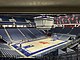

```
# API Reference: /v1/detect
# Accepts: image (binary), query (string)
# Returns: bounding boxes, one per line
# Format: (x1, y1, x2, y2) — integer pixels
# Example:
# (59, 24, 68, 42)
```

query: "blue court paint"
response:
(23, 45, 31, 49)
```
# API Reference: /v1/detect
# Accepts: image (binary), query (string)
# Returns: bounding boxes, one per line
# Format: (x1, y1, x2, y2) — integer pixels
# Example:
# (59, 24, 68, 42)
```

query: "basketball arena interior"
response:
(0, 13, 80, 60)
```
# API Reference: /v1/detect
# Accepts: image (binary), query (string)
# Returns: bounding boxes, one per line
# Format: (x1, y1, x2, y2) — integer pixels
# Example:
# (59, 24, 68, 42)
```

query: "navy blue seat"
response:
(60, 27, 72, 34)
(15, 22, 28, 25)
(39, 30, 46, 35)
(36, 29, 45, 36)
(6, 28, 25, 41)
(0, 22, 13, 25)
(28, 28, 45, 38)
(19, 28, 37, 39)
(0, 44, 11, 49)
(70, 27, 80, 35)
(13, 17, 26, 22)
(0, 28, 11, 42)
(50, 27, 63, 33)
(0, 49, 23, 58)
(0, 16, 10, 21)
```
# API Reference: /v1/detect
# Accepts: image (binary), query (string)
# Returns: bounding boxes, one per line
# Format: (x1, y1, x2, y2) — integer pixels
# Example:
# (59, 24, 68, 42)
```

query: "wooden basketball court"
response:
(11, 37, 71, 57)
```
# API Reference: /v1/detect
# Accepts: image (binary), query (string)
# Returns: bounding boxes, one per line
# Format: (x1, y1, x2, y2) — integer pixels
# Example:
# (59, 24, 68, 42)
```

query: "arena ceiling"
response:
(0, 0, 80, 7)
(0, 0, 79, 12)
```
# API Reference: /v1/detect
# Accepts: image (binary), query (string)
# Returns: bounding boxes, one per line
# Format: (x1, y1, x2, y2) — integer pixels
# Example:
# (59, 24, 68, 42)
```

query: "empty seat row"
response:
(0, 44, 11, 49)
(0, 43, 23, 58)
(28, 28, 45, 38)
(52, 27, 63, 33)
(6, 28, 25, 41)
(19, 28, 45, 39)
(19, 28, 36, 39)
(0, 16, 35, 23)
(50, 27, 71, 34)
(50, 27, 80, 35)
(0, 27, 46, 42)
(0, 16, 26, 22)
(69, 27, 80, 35)
(60, 27, 72, 34)
(0, 49, 23, 58)
(13, 17, 26, 22)
(0, 16, 11, 21)
(0, 28, 11, 42)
